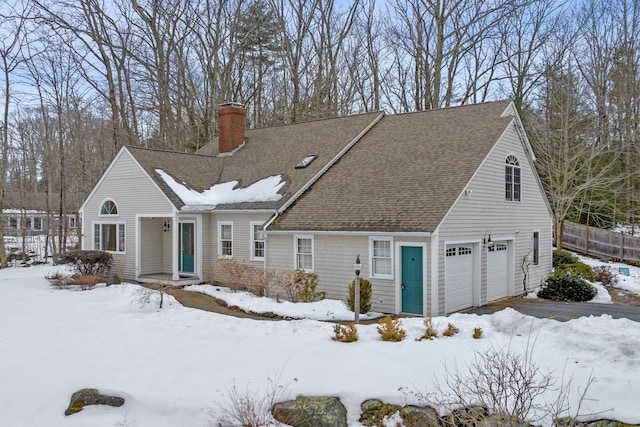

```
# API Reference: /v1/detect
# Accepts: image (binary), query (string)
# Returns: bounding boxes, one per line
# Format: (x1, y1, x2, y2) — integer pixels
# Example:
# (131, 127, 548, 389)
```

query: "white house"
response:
(80, 101, 553, 315)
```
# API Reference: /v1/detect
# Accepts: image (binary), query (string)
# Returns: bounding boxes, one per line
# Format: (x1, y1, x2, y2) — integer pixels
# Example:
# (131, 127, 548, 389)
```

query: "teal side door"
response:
(401, 246, 423, 314)
(178, 222, 195, 274)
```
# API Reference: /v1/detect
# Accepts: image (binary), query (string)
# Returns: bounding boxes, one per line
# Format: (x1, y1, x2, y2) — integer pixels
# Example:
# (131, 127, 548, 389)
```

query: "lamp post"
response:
(353, 254, 362, 324)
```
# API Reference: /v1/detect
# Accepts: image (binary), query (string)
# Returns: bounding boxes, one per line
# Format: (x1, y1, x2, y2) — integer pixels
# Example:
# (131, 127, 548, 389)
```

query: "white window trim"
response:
(99, 198, 119, 217)
(31, 216, 43, 231)
(68, 216, 77, 229)
(218, 221, 233, 258)
(250, 221, 265, 261)
(294, 235, 314, 272)
(369, 236, 393, 279)
(505, 154, 521, 202)
(533, 230, 540, 266)
(92, 221, 126, 253)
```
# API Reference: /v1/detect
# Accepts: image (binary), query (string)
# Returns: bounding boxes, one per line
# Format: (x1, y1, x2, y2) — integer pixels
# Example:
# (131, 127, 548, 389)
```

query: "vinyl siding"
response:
(140, 218, 163, 274)
(266, 233, 430, 314)
(437, 123, 553, 314)
(81, 149, 175, 279)
(205, 212, 272, 282)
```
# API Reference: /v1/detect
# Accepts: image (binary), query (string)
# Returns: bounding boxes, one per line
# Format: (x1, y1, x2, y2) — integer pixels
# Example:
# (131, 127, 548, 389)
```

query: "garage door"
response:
(487, 243, 508, 302)
(445, 245, 474, 312)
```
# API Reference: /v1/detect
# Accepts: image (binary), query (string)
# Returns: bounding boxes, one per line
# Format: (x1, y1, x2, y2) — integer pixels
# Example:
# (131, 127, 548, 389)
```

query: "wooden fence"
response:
(562, 221, 640, 265)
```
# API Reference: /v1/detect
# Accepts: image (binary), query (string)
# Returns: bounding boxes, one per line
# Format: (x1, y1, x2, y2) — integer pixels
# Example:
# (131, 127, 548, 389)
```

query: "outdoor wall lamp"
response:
(483, 234, 494, 248)
(163, 219, 171, 232)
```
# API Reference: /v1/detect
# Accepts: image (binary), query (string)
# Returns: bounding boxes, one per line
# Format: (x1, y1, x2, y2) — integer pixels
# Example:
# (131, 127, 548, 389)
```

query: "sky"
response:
(0, 252, 639, 426)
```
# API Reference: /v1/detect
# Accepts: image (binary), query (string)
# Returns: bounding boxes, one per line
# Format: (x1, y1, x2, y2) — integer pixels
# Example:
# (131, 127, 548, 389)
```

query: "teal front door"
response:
(178, 222, 195, 274)
(401, 246, 423, 314)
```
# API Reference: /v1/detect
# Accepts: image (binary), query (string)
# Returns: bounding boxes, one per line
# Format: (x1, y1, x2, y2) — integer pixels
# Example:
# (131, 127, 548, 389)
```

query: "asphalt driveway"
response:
(462, 298, 640, 322)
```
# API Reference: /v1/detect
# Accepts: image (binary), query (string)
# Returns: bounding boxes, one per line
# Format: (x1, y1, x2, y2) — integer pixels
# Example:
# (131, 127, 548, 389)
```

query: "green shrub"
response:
(377, 316, 406, 342)
(332, 323, 358, 343)
(554, 261, 595, 282)
(347, 278, 372, 314)
(538, 273, 597, 302)
(593, 265, 618, 287)
(553, 249, 578, 268)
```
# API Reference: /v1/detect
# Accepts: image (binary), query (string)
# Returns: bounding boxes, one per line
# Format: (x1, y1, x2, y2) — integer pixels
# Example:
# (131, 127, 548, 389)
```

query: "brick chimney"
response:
(218, 102, 246, 154)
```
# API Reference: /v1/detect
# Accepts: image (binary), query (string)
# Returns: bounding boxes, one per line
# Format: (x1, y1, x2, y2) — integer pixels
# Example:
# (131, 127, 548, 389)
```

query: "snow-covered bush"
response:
(538, 273, 597, 302)
(332, 323, 358, 343)
(377, 316, 406, 342)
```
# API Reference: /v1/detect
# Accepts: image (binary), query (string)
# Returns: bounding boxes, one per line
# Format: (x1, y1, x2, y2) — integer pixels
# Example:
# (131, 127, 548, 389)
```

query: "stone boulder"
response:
(359, 399, 441, 426)
(272, 395, 347, 427)
(64, 388, 125, 416)
(400, 404, 441, 426)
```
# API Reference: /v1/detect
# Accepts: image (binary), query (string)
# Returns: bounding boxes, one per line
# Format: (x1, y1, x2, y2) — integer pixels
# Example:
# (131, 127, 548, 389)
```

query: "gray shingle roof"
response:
(270, 100, 514, 232)
(127, 112, 383, 210)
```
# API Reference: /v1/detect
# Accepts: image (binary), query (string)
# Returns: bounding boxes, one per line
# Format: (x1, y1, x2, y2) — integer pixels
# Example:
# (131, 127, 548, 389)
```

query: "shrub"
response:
(69, 274, 103, 290)
(244, 268, 277, 297)
(347, 278, 372, 314)
(292, 270, 325, 302)
(332, 323, 358, 343)
(538, 273, 597, 302)
(442, 323, 459, 337)
(554, 262, 595, 282)
(417, 317, 438, 341)
(593, 265, 618, 287)
(59, 250, 113, 276)
(473, 327, 483, 339)
(211, 258, 249, 291)
(275, 270, 324, 303)
(46, 271, 71, 289)
(553, 249, 578, 268)
(377, 316, 406, 342)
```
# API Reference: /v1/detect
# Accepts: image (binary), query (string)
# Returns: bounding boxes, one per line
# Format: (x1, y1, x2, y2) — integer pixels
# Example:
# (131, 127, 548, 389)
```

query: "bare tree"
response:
(0, 1, 32, 268)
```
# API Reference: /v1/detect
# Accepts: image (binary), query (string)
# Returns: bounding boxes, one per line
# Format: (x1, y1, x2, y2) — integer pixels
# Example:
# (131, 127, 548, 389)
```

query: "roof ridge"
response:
(126, 145, 217, 158)
(247, 110, 383, 131)
(385, 99, 512, 118)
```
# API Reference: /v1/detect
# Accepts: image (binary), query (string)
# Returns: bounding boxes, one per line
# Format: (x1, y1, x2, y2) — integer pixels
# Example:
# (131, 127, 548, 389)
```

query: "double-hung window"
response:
(94, 199, 125, 252)
(505, 155, 521, 202)
(94, 223, 126, 252)
(295, 236, 313, 271)
(218, 222, 233, 258)
(251, 222, 265, 260)
(370, 237, 393, 278)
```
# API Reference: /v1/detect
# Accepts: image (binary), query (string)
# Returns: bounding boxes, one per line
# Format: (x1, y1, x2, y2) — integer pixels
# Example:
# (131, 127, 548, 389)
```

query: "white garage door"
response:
(487, 243, 508, 302)
(445, 245, 474, 312)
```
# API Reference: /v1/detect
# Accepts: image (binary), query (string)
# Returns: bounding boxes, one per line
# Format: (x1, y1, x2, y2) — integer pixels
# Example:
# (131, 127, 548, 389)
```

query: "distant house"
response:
(80, 101, 553, 316)
(2, 192, 78, 237)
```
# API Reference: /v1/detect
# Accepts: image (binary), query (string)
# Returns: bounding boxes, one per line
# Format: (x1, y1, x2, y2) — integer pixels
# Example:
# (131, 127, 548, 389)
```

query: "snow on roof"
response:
(156, 169, 285, 209)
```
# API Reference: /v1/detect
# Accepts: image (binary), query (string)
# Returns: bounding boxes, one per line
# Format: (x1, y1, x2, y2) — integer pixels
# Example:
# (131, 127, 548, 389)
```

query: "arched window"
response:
(100, 199, 118, 215)
(505, 155, 521, 201)
(95, 199, 125, 252)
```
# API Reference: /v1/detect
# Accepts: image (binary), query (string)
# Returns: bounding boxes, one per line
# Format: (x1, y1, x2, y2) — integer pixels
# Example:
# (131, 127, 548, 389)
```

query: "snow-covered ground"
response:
(1, 261, 639, 427)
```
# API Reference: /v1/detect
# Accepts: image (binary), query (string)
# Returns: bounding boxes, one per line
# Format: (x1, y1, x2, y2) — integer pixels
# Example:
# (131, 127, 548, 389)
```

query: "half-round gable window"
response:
(505, 155, 521, 202)
(100, 199, 119, 215)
